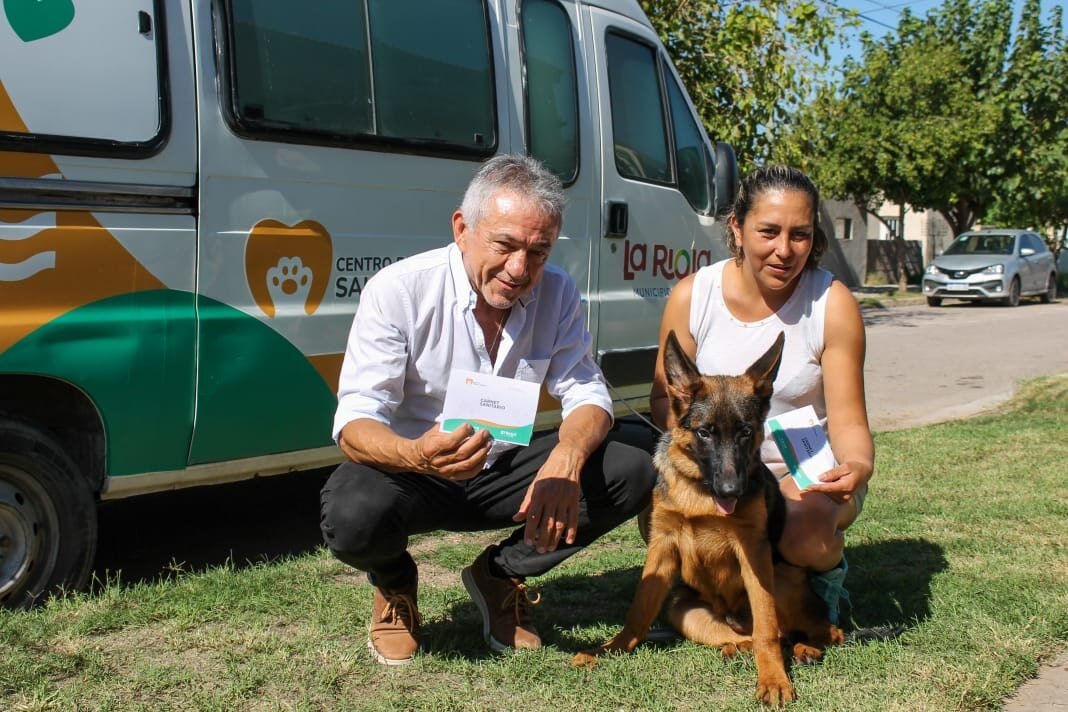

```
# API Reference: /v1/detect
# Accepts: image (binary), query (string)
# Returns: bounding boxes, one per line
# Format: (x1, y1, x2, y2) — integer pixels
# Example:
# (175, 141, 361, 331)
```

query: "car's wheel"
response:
(926, 296, 942, 307)
(1040, 273, 1057, 303)
(1002, 277, 1021, 307)
(0, 419, 97, 609)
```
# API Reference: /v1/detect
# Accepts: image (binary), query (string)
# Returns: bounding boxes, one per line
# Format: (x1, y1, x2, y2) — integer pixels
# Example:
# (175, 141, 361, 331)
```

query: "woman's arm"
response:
(650, 274, 698, 430)
(806, 280, 875, 502)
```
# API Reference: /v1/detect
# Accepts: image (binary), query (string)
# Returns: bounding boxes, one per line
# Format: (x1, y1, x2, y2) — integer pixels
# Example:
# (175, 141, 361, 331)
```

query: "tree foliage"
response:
(987, 1, 1068, 255)
(795, 0, 1066, 244)
(639, 0, 851, 173)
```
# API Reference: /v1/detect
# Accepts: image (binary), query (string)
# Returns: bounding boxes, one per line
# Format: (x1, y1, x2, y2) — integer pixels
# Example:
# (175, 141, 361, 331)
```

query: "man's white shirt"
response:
(333, 244, 613, 464)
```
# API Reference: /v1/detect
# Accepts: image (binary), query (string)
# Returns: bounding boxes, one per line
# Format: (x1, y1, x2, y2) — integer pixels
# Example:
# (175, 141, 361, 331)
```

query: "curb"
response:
(852, 291, 927, 309)
(1004, 649, 1068, 711)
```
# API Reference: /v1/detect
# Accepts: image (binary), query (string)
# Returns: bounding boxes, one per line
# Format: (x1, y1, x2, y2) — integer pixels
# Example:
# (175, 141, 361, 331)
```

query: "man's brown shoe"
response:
(462, 545, 542, 652)
(368, 583, 421, 666)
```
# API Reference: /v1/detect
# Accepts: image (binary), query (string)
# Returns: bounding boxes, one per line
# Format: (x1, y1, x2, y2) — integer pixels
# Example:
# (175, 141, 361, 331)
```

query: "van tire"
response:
(926, 297, 942, 307)
(0, 419, 97, 609)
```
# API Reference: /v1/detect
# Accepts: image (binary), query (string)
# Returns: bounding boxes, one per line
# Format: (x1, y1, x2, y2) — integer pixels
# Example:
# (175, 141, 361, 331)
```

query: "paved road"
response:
(861, 299, 1068, 432)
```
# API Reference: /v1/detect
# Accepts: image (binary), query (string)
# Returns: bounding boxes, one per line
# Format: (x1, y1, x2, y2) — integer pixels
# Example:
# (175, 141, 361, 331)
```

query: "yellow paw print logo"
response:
(245, 219, 332, 318)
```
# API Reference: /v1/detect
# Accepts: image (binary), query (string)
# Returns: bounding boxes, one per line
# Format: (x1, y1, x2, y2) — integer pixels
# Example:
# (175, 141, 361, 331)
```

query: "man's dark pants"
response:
(319, 427, 657, 590)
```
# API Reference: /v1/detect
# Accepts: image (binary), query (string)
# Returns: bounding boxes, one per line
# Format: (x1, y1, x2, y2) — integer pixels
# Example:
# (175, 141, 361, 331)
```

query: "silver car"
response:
(922, 229, 1058, 307)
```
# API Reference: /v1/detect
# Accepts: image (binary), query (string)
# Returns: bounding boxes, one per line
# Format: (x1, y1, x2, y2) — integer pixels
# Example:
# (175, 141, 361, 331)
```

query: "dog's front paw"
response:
(571, 647, 606, 668)
(720, 640, 753, 658)
(756, 674, 796, 706)
(829, 624, 845, 645)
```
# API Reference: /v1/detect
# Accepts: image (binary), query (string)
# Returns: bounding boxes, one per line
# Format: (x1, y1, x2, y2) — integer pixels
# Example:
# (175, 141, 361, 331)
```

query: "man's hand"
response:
(338, 419, 491, 479)
(411, 424, 492, 481)
(513, 445, 583, 553)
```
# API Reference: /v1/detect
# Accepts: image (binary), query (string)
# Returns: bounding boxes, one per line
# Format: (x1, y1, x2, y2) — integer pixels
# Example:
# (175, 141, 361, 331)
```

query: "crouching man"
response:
(320, 154, 656, 665)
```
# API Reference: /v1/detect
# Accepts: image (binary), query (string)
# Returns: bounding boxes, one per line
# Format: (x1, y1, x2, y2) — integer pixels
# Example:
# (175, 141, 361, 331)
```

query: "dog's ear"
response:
(663, 330, 702, 415)
(745, 331, 785, 399)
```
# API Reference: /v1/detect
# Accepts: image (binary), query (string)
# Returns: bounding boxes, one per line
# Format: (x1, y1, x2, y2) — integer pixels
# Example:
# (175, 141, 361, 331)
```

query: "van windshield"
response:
(944, 234, 1015, 256)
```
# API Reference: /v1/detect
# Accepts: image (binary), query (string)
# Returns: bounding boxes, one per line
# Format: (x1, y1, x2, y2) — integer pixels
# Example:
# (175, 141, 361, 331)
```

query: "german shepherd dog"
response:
(573, 331, 843, 706)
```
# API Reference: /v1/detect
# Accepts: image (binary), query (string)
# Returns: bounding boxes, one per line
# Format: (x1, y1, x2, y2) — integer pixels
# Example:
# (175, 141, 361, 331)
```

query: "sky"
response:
(828, 0, 1060, 67)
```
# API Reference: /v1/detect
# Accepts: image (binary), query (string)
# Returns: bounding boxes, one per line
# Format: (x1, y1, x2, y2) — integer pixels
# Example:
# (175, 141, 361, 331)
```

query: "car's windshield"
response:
(944, 233, 1015, 256)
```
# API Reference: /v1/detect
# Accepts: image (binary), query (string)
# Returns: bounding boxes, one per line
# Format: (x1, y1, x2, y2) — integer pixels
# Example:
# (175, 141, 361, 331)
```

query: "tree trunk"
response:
(895, 203, 908, 292)
(940, 201, 976, 238)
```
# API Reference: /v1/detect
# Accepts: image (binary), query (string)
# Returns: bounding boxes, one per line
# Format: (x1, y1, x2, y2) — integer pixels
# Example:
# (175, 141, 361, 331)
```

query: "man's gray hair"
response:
(459, 154, 566, 230)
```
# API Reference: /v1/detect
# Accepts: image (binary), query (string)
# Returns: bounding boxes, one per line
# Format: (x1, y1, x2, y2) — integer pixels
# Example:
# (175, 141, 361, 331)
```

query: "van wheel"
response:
(1002, 277, 1021, 307)
(0, 419, 97, 609)
(1040, 274, 1057, 303)
(926, 297, 942, 307)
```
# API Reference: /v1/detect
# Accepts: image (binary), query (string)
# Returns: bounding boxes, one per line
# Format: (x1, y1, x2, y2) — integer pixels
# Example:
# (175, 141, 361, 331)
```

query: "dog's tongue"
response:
(715, 496, 737, 515)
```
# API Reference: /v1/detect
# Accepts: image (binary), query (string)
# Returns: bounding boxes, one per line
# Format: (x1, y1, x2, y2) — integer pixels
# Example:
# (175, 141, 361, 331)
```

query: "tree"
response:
(805, 0, 1017, 234)
(786, 0, 1068, 287)
(785, 9, 989, 287)
(639, 0, 852, 173)
(986, 2, 1068, 258)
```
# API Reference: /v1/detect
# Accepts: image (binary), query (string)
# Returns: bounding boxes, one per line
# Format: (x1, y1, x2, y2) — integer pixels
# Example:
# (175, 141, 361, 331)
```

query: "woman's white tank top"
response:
(689, 259, 833, 477)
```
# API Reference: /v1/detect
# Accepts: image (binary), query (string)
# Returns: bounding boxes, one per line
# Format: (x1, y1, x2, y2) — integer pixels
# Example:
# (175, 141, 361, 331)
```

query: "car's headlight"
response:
(983, 264, 1005, 274)
(925, 264, 939, 274)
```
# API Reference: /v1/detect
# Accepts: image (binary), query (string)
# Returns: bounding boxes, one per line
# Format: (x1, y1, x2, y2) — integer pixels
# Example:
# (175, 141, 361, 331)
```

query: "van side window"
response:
(665, 72, 711, 214)
(221, 0, 496, 156)
(605, 32, 670, 184)
(0, 2, 167, 158)
(521, 0, 579, 184)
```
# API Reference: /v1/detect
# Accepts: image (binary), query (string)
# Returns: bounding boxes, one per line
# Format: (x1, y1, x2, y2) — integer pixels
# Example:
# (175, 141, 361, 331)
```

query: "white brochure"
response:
(764, 405, 837, 490)
(440, 369, 540, 446)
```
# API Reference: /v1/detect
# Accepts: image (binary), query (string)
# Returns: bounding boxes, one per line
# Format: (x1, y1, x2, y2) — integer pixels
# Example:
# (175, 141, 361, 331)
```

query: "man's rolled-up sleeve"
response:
(332, 276, 411, 441)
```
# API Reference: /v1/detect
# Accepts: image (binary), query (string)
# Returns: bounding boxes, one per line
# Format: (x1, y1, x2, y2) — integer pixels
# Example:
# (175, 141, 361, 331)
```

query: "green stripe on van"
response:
(187, 296, 336, 464)
(0, 289, 196, 475)
(0, 290, 337, 476)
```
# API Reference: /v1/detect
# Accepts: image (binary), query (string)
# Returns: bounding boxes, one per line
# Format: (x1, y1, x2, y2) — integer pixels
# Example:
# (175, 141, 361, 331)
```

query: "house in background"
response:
(819, 199, 954, 287)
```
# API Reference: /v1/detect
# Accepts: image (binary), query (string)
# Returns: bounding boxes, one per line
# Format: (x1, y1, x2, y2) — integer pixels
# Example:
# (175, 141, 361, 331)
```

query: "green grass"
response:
(3, 375, 1068, 711)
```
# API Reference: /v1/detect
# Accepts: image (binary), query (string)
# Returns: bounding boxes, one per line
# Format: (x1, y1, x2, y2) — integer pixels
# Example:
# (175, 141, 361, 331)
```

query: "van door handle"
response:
(605, 201, 628, 238)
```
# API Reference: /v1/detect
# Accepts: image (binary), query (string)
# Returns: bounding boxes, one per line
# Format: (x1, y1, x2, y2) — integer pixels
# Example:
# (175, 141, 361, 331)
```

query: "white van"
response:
(0, 0, 736, 606)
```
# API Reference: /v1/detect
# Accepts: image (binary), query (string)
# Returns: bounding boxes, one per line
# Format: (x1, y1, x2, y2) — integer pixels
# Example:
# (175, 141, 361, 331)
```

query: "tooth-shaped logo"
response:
(245, 219, 332, 318)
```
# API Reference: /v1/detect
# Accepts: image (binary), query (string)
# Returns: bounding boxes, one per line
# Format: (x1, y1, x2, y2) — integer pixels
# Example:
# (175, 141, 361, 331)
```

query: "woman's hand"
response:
(805, 459, 872, 504)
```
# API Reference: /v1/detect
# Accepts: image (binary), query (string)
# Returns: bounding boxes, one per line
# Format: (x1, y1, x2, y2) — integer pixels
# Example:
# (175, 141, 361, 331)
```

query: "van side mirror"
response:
(1020, 247, 1036, 257)
(712, 141, 738, 216)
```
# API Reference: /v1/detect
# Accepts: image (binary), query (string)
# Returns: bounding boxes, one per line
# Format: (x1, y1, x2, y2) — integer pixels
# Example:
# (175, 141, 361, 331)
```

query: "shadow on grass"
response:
(428, 536, 947, 659)
(91, 467, 332, 590)
(425, 566, 647, 660)
(846, 537, 948, 632)
(543, 537, 947, 646)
